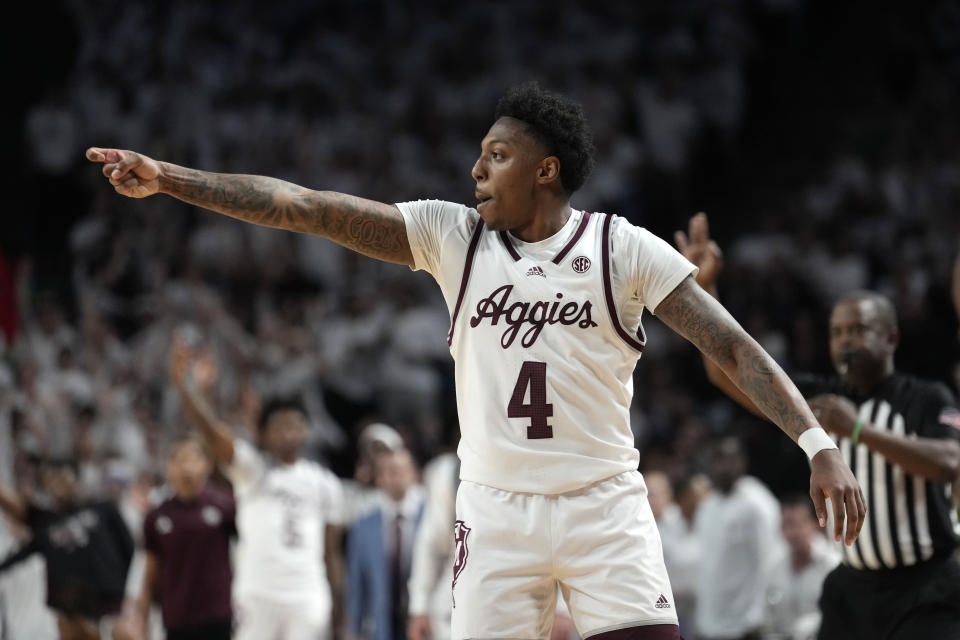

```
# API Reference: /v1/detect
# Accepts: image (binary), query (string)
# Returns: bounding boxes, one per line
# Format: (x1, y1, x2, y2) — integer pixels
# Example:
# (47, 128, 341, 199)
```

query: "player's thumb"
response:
(811, 487, 827, 528)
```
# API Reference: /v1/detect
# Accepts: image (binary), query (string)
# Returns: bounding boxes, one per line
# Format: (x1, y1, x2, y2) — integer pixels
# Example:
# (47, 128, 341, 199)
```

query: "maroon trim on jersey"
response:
(497, 212, 593, 265)
(601, 213, 645, 352)
(587, 624, 682, 639)
(448, 220, 486, 346)
(498, 231, 522, 262)
(552, 211, 592, 264)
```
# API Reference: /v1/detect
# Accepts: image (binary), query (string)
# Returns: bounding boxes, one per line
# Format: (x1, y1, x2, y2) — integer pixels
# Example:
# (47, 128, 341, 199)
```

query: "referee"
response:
(676, 213, 960, 640)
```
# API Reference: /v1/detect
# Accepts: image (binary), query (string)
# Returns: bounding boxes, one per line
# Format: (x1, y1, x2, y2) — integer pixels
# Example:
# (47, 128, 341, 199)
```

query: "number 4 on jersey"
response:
(509, 361, 554, 439)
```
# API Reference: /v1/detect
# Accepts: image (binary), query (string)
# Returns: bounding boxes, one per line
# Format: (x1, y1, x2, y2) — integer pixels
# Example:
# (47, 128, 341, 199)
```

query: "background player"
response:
(171, 340, 344, 640)
(678, 212, 960, 639)
(135, 434, 235, 640)
(87, 82, 863, 639)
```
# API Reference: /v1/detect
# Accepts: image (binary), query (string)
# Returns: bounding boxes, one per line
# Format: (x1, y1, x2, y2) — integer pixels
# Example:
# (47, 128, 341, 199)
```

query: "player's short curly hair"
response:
(494, 81, 596, 195)
(258, 396, 308, 433)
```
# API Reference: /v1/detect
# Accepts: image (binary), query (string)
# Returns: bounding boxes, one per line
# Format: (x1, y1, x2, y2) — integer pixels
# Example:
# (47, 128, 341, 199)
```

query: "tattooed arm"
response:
(656, 276, 866, 545)
(85, 147, 414, 266)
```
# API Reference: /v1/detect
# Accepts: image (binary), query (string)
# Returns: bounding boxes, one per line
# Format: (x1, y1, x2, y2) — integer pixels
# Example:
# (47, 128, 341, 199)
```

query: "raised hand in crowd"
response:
(674, 211, 723, 295)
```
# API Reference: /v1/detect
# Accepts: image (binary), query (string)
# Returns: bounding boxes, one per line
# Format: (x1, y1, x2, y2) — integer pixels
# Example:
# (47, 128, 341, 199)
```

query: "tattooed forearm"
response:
(158, 163, 413, 265)
(656, 277, 815, 441)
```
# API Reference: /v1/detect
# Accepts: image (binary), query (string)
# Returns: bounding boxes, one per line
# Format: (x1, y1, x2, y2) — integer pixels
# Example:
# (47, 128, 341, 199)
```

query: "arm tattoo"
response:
(656, 277, 814, 441)
(158, 163, 413, 265)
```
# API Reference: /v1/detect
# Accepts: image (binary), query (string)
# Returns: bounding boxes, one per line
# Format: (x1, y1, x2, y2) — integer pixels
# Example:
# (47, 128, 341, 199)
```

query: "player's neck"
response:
(506, 187, 572, 243)
(510, 200, 572, 243)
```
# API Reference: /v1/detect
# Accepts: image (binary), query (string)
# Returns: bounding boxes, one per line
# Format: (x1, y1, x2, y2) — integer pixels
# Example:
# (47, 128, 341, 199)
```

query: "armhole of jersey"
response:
(601, 213, 646, 352)
(447, 220, 486, 346)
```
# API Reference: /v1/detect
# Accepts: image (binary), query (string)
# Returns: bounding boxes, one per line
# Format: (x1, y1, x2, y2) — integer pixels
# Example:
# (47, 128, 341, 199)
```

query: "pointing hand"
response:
(85, 147, 162, 198)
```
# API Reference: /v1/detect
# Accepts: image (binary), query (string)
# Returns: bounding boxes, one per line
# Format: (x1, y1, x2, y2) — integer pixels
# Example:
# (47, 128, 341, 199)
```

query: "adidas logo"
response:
(655, 594, 670, 609)
(525, 266, 546, 278)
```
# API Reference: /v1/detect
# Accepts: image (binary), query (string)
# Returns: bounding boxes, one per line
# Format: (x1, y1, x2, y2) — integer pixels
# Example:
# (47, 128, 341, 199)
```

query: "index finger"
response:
(86, 147, 125, 164)
(674, 230, 689, 253)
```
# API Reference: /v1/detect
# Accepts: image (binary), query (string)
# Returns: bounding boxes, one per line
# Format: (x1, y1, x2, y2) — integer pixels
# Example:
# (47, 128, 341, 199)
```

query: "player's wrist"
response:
(798, 427, 837, 460)
(156, 160, 174, 193)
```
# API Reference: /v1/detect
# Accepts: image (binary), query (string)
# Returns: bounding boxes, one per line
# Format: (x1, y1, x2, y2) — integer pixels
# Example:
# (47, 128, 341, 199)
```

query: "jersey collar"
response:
(498, 210, 592, 264)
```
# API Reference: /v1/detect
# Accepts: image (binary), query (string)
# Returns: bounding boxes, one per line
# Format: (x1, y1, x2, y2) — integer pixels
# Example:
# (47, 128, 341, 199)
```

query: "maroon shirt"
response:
(144, 486, 236, 630)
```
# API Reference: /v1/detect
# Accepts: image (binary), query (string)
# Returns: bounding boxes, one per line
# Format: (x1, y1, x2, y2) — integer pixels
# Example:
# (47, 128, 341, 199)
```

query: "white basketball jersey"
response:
(226, 439, 343, 601)
(399, 201, 695, 494)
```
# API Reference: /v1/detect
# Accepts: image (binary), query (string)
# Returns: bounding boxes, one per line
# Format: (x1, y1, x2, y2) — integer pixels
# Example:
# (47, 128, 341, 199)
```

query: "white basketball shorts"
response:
(234, 591, 331, 640)
(451, 470, 678, 639)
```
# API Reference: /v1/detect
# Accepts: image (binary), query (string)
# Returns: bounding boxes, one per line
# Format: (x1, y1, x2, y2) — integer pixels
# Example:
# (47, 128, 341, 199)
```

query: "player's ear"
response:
(537, 156, 561, 185)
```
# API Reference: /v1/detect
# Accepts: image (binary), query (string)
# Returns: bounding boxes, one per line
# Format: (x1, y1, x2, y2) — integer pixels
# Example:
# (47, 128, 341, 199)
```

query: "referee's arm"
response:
(809, 394, 960, 483)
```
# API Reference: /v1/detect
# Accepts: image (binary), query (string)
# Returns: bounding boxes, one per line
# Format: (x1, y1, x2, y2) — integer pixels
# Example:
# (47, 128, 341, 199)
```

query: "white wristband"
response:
(798, 427, 838, 460)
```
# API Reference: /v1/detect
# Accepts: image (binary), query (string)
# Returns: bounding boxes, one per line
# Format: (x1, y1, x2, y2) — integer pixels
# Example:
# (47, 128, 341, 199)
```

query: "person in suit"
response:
(347, 447, 425, 640)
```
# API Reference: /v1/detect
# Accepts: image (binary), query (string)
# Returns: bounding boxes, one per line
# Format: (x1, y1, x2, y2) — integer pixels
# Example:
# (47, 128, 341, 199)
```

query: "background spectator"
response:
(346, 448, 424, 640)
(694, 437, 782, 640)
(766, 494, 840, 640)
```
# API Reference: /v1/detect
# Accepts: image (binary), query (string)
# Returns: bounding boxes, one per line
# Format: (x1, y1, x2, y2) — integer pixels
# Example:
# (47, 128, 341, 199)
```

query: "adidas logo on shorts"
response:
(654, 594, 671, 609)
(525, 266, 546, 278)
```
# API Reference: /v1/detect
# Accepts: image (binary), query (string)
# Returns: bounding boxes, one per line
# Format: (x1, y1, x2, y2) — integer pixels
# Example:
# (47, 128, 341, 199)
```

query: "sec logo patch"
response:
(572, 256, 591, 273)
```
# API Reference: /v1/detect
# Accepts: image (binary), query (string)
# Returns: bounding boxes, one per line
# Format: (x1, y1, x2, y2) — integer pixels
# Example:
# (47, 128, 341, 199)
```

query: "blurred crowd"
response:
(2, 0, 960, 638)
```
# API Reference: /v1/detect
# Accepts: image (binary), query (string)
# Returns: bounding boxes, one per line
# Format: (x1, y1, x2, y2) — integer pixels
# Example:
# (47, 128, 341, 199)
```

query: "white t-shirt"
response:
(225, 439, 343, 601)
(766, 534, 839, 639)
(694, 478, 782, 637)
(398, 201, 695, 493)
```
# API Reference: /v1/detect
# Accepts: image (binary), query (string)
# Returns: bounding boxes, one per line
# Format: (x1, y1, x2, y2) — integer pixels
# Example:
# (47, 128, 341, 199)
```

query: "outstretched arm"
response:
(171, 340, 235, 466)
(655, 276, 866, 545)
(86, 148, 414, 266)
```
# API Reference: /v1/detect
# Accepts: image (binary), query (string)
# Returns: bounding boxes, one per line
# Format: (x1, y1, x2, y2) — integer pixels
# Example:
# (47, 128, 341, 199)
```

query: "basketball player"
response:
(170, 341, 344, 640)
(677, 213, 960, 639)
(87, 82, 864, 640)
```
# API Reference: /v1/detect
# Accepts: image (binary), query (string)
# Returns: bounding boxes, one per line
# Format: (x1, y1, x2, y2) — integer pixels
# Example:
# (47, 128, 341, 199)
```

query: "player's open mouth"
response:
(475, 192, 492, 210)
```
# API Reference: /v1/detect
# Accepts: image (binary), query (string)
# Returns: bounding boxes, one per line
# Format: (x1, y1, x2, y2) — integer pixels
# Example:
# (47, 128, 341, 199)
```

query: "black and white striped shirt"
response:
(796, 372, 960, 570)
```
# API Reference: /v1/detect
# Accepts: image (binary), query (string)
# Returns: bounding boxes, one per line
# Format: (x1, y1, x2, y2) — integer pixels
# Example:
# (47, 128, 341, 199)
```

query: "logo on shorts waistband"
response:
(655, 594, 671, 609)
